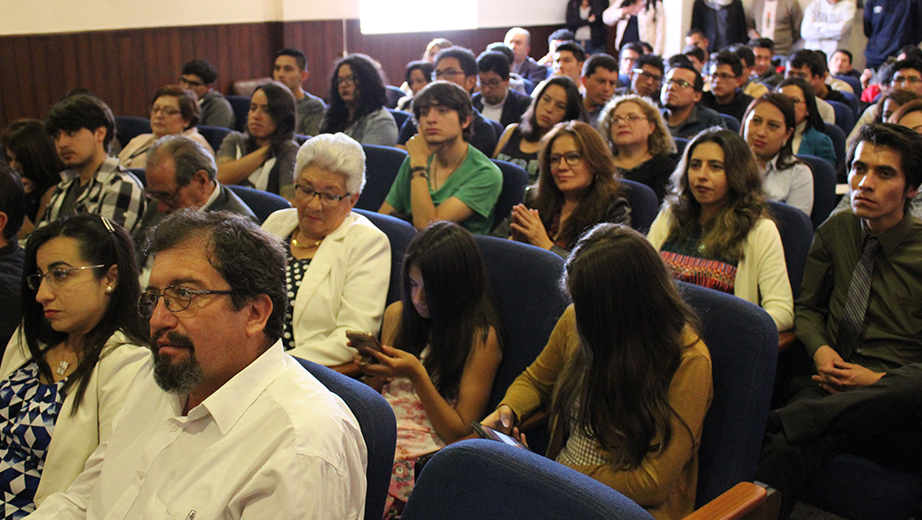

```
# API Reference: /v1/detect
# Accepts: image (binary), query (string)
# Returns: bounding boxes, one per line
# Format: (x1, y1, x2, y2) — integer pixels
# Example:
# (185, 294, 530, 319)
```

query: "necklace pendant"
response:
(56, 360, 70, 376)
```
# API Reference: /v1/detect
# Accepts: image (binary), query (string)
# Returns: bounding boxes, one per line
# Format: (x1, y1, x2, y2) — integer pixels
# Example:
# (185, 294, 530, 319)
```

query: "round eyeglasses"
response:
(137, 285, 234, 318)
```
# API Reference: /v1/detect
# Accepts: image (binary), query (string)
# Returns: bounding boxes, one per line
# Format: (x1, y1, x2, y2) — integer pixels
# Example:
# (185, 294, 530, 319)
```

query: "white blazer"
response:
(0, 329, 151, 506)
(262, 208, 391, 365)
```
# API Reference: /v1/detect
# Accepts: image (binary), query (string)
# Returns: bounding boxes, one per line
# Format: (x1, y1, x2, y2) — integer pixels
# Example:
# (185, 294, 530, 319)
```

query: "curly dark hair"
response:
(321, 54, 388, 135)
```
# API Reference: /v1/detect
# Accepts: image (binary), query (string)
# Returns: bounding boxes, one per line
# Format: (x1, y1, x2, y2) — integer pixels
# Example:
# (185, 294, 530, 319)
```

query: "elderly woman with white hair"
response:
(262, 133, 391, 374)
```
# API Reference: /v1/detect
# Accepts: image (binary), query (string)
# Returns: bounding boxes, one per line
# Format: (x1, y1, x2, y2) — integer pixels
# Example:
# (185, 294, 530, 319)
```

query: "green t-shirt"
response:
(384, 144, 503, 235)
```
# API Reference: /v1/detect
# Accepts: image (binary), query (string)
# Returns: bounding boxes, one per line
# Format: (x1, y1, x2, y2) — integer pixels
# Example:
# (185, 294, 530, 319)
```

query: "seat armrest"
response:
(685, 482, 780, 520)
(778, 330, 797, 352)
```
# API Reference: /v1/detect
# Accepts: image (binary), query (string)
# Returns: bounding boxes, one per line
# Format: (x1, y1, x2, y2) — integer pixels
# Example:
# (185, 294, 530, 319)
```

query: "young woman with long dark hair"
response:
(320, 54, 398, 146)
(1, 214, 149, 515)
(357, 222, 502, 516)
(486, 223, 711, 519)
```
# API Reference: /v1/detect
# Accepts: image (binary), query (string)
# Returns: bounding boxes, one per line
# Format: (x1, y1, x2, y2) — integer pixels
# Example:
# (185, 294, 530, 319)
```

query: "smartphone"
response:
(346, 330, 382, 357)
(471, 422, 529, 450)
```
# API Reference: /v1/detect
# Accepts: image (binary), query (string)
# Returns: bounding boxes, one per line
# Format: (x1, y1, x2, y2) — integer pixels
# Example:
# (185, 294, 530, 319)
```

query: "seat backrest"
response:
(490, 159, 529, 230)
(387, 108, 411, 130)
(766, 201, 813, 299)
(839, 90, 859, 115)
(487, 118, 505, 142)
(795, 154, 837, 229)
(674, 137, 690, 157)
(402, 439, 654, 520)
(356, 144, 408, 212)
(473, 236, 568, 454)
(196, 124, 232, 153)
(385, 86, 405, 109)
(821, 124, 847, 175)
(522, 77, 536, 95)
(827, 100, 855, 135)
(232, 77, 271, 97)
(226, 185, 291, 224)
(353, 209, 416, 306)
(619, 178, 659, 234)
(115, 116, 152, 148)
(225, 95, 251, 132)
(721, 113, 741, 133)
(677, 282, 778, 507)
(834, 74, 861, 95)
(294, 357, 397, 520)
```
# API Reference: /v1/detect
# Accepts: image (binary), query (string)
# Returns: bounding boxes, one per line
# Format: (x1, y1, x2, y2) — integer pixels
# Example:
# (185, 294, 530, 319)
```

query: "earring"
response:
(106, 286, 113, 293)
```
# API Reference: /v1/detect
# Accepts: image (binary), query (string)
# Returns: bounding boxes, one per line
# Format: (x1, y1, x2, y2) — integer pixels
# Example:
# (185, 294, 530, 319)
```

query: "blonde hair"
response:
(598, 95, 676, 158)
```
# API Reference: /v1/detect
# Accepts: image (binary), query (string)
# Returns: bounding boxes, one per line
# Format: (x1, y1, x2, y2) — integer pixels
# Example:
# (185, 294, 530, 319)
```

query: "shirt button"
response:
(171, 424, 178, 432)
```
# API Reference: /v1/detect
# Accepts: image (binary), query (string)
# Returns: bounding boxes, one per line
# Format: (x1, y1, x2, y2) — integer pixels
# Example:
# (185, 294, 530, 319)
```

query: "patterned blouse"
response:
(283, 237, 312, 351)
(660, 233, 739, 295)
(0, 362, 67, 519)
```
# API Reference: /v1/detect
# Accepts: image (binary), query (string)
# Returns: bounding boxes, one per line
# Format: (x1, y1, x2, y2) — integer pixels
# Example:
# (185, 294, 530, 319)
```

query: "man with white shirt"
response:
(27, 210, 367, 520)
(801, 0, 857, 59)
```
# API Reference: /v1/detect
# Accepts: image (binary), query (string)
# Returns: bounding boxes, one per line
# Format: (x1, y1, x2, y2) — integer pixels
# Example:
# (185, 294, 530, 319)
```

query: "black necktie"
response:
(835, 236, 881, 360)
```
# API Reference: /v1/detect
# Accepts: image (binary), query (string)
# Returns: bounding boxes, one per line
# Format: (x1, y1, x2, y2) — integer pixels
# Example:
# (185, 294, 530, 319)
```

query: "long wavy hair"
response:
(18, 214, 148, 414)
(664, 128, 766, 263)
(321, 54, 388, 135)
(533, 121, 623, 249)
(598, 95, 677, 157)
(742, 93, 798, 170)
(520, 76, 587, 142)
(875, 89, 922, 124)
(391, 222, 503, 400)
(551, 223, 699, 469)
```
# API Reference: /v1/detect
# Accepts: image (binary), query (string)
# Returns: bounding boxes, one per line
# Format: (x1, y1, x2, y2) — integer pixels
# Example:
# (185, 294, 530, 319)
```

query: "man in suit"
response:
(135, 135, 256, 275)
(473, 51, 531, 128)
(504, 27, 549, 84)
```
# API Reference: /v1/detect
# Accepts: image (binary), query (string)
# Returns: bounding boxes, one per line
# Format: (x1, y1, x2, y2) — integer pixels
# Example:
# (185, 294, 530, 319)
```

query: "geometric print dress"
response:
(0, 362, 66, 519)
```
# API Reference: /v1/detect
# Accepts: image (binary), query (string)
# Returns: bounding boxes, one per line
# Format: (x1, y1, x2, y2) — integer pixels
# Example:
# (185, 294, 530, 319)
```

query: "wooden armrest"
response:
(778, 330, 797, 352)
(329, 361, 362, 378)
(684, 482, 780, 520)
(519, 410, 549, 433)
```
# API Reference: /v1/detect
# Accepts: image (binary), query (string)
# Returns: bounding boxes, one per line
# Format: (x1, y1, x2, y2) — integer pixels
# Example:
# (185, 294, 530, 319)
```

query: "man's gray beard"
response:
(152, 348, 203, 395)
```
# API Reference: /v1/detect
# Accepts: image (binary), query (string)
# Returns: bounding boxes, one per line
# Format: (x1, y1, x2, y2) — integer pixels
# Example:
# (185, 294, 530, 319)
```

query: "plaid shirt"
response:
(41, 157, 146, 234)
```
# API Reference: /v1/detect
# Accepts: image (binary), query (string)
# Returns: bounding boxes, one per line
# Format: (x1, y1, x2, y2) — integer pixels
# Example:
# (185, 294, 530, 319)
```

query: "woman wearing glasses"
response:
(262, 134, 390, 374)
(319, 54, 399, 146)
(118, 86, 214, 169)
(600, 95, 677, 203)
(216, 81, 299, 200)
(0, 214, 149, 516)
(501, 121, 630, 258)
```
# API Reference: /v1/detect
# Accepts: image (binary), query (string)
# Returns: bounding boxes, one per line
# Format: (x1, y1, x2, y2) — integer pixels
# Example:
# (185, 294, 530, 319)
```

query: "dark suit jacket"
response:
(133, 182, 257, 266)
(472, 89, 533, 128)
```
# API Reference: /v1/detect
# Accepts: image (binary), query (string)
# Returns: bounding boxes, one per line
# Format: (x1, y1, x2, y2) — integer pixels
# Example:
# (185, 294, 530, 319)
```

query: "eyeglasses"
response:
(479, 78, 504, 89)
(549, 152, 583, 167)
(27, 264, 105, 291)
(710, 72, 737, 81)
(144, 186, 182, 204)
(666, 78, 693, 89)
(433, 69, 463, 81)
(137, 285, 234, 318)
(179, 76, 204, 88)
(610, 114, 649, 125)
(632, 68, 662, 82)
(334, 75, 356, 86)
(295, 184, 350, 206)
(891, 75, 922, 86)
(151, 105, 182, 116)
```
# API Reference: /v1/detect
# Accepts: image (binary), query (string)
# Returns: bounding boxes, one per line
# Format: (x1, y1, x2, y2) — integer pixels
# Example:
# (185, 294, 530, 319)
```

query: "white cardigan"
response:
(648, 208, 794, 331)
(0, 330, 150, 506)
(262, 208, 391, 365)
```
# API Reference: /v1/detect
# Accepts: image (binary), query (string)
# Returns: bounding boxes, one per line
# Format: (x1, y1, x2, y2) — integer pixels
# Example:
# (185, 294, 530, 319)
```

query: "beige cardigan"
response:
(0, 330, 151, 506)
(647, 207, 794, 331)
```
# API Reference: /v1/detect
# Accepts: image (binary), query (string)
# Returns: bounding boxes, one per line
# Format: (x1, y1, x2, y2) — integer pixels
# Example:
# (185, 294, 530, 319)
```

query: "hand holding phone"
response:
(471, 422, 529, 450)
(346, 330, 382, 362)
